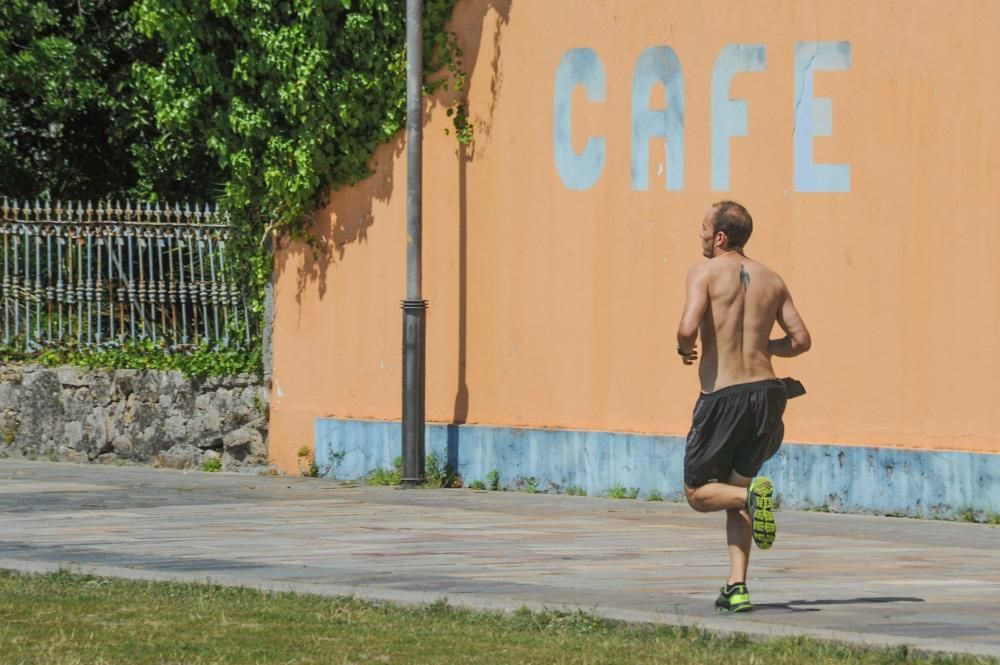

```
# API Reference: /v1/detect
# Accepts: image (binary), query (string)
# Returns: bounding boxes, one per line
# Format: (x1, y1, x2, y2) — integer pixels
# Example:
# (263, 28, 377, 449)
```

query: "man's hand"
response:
(677, 344, 698, 365)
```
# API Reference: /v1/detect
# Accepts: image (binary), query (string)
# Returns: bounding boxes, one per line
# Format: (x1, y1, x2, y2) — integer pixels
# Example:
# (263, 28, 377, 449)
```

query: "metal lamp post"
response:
(401, 0, 427, 487)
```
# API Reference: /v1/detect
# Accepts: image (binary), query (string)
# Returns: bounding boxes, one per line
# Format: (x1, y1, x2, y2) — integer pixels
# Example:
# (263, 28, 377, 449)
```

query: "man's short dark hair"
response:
(711, 201, 753, 248)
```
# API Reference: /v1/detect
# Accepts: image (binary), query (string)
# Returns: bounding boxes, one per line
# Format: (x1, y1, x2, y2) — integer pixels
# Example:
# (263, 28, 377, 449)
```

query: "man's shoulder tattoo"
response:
(739, 263, 751, 289)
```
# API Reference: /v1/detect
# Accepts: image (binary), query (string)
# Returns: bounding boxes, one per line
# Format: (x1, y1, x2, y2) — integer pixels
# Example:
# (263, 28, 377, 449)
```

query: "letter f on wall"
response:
(554, 49, 606, 191)
(711, 45, 767, 191)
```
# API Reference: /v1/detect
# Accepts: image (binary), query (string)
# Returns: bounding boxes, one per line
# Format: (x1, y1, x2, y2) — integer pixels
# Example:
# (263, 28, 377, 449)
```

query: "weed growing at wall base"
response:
(200, 457, 222, 472)
(520, 477, 540, 494)
(366, 457, 403, 486)
(425, 451, 461, 488)
(297, 446, 321, 477)
(364, 454, 461, 488)
(607, 483, 640, 500)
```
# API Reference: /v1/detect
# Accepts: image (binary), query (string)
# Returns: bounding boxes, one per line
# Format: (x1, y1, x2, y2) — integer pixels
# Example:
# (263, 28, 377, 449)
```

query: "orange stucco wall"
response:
(270, 0, 1000, 472)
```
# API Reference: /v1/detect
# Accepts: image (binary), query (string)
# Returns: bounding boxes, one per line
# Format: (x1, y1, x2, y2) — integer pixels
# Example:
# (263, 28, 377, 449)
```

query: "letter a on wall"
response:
(554, 49, 606, 191)
(631, 46, 685, 191)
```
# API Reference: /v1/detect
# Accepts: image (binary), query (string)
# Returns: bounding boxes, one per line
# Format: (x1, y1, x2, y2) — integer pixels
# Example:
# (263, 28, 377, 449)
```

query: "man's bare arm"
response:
(677, 265, 709, 362)
(769, 290, 811, 358)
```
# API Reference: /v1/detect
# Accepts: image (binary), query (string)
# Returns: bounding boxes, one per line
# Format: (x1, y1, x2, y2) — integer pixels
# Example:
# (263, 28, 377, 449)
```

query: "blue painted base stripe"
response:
(315, 418, 1000, 518)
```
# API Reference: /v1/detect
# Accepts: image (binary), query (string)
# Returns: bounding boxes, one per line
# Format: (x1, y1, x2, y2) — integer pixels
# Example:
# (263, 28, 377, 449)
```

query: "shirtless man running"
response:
(676, 201, 811, 612)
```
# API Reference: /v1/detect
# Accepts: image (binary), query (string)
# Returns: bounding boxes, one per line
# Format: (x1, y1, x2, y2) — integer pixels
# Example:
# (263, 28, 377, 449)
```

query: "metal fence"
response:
(0, 198, 252, 352)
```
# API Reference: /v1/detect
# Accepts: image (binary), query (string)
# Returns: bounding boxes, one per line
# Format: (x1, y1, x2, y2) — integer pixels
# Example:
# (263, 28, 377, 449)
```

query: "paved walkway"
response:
(0, 460, 997, 658)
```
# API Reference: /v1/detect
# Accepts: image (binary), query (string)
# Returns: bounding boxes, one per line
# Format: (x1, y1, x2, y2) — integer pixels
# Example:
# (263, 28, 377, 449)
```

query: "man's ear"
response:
(715, 231, 728, 250)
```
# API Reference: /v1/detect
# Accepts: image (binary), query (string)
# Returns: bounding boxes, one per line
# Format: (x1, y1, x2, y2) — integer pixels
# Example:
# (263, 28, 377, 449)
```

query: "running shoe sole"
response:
(747, 476, 776, 549)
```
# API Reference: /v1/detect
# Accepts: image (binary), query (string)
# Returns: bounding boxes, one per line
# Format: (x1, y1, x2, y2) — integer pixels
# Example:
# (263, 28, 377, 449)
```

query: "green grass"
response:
(199, 457, 222, 473)
(520, 477, 540, 494)
(881, 508, 1000, 525)
(957, 508, 977, 523)
(647, 489, 664, 502)
(0, 570, 992, 665)
(425, 451, 461, 488)
(366, 457, 403, 486)
(606, 483, 640, 500)
(565, 484, 587, 496)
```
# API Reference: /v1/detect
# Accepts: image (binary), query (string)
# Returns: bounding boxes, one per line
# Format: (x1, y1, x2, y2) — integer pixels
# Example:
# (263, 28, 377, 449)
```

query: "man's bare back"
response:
(677, 208, 810, 393)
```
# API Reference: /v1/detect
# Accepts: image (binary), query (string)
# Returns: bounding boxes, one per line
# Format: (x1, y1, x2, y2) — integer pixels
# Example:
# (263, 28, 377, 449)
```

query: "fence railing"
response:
(0, 198, 252, 352)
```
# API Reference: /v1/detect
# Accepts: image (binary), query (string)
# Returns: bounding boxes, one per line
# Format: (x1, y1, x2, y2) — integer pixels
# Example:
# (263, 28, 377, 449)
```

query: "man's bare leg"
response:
(684, 472, 753, 584)
(683, 480, 746, 512)
(725, 471, 753, 585)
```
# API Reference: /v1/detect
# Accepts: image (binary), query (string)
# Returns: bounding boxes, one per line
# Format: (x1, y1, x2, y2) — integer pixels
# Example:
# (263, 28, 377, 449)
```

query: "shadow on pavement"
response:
(754, 596, 925, 613)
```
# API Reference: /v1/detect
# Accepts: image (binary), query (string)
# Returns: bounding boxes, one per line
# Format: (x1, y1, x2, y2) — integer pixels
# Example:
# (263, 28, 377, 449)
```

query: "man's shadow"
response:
(752, 596, 925, 614)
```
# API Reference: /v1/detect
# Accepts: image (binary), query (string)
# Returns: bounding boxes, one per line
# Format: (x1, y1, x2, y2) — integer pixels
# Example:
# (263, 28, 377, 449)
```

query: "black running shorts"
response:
(684, 379, 788, 488)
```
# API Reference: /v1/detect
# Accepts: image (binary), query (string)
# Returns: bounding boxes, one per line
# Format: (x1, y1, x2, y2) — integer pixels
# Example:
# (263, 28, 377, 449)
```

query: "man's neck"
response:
(713, 248, 745, 258)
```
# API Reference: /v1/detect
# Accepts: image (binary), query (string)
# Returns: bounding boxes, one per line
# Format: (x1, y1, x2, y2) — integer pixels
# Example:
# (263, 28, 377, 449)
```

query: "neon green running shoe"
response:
(747, 476, 776, 549)
(715, 582, 752, 612)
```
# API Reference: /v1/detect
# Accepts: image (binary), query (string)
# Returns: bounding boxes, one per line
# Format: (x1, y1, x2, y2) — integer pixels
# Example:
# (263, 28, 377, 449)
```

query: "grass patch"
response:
(0, 570, 992, 665)
(199, 457, 222, 473)
(366, 457, 403, 486)
(425, 451, 461, 488)
(880, 507, 1000, 525)
(519, 477, 540, 494)
(647, 489, 664, 502)
(606, 483, 639, 500)
(565, 484, 587, 496)
(364, 453, 460, 488)
(296, 445, 320, 478)
(957, 507, 977, 523)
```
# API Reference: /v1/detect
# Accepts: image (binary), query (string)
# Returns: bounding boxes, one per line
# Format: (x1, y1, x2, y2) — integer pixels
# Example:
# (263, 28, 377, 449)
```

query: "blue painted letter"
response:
(554, 49, 606, 191)
(711, 45, 766, 191)
(631, 46, 684, 191)
(794, 41, 851, 192)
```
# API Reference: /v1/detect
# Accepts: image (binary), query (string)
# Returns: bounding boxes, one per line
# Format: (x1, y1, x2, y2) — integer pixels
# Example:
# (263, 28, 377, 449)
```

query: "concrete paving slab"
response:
(0, 460, 997, 659)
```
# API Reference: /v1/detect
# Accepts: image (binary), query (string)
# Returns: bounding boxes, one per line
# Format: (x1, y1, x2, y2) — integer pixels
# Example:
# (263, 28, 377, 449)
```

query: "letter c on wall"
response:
(554, 48, 606, 191)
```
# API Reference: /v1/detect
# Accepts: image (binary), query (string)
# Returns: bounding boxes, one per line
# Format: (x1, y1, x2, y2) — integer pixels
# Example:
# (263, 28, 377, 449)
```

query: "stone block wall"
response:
(0, 365, 269, 472)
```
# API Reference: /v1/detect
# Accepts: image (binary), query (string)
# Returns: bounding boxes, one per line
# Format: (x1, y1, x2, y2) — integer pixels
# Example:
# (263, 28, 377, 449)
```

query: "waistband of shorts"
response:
(698, 378, 783, 401)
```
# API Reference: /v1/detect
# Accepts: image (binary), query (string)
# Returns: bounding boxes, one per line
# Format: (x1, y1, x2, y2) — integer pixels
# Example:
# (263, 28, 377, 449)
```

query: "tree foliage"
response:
(0, 0, 171, 200)
(2, 0, 462, 230)
(132, 0, 461, 240)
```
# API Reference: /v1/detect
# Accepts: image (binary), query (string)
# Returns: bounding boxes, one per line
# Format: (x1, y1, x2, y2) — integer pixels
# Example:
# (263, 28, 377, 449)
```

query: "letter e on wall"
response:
(794, 41, 852, 193)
